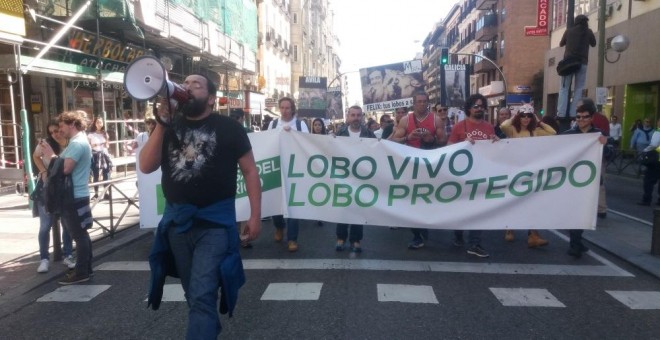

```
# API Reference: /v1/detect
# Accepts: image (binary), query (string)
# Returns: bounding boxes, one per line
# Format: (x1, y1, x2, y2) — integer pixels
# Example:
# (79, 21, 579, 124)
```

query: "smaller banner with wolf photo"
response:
(440, 64, 470, 109)
(359, 60, 424, 112)
(326, 86, 343, 119)
(298, 77, 327, 118)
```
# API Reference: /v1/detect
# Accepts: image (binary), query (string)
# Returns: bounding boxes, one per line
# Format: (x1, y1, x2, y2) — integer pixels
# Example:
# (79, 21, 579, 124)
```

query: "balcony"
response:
(473, 48, 497, 73)
(475, 14, 498, 42)
(477, 0, 498, 10)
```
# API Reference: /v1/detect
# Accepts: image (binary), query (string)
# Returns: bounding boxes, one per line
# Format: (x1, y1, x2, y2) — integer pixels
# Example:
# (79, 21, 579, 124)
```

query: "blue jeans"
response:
(168, 223, 229, 340)
(557, 64, 587, 118)
(38, 201, 73, 260)
(272, 215, 299, 242)
(336, 224, 363, 243)
(60, 197, 93, 276)
(454, 230, 483, 247)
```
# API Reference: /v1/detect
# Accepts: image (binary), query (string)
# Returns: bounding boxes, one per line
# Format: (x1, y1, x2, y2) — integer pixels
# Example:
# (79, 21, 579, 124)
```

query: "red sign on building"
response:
(525, 0, 549, 36)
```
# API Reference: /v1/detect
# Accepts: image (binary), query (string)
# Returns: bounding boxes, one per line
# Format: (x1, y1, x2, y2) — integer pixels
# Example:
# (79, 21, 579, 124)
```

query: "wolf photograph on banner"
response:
(442, 64, 469, 109)
(298, 76, 327, 118)
(359, 60, 424, 112)
(326, 87, 343, 120)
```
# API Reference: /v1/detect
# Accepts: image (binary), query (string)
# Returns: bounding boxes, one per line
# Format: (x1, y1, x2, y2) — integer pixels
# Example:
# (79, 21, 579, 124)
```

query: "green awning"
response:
(0, 55, 124, 83)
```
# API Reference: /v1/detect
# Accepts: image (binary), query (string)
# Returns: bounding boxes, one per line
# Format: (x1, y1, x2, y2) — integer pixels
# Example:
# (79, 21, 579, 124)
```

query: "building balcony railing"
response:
(473, 48, 497, 73)
(475, 14, 498, 42)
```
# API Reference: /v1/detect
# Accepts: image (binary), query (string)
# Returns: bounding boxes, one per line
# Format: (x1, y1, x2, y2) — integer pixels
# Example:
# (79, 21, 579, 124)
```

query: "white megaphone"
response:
(123, 55, 192, 119)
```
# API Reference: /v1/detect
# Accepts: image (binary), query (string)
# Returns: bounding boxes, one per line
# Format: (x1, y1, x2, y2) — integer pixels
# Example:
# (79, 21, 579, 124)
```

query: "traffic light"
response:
(440, 48, 449, 65)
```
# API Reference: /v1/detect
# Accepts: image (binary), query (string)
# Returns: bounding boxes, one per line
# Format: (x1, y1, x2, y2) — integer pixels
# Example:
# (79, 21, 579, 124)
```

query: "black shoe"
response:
(567, 246, 583, 258)
(467, 245, 489, 258)
(637, 201, 651, 206)
(453, 237, 465, 247)
(597, 212, 607, 218)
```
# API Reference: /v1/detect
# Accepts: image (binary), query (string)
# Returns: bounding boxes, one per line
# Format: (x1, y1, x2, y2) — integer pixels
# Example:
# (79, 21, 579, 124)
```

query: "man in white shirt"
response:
(268, 97, 308, 252)
(268, 97, 309, 133)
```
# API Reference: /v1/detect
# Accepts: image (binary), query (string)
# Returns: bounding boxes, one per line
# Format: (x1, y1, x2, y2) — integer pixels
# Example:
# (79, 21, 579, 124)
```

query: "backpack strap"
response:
(272, 119, 278, 129)
(296, 119, 302, 131)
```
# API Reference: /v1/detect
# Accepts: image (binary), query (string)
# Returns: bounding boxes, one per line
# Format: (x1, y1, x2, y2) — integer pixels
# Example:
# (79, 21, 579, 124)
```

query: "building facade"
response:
(544, 0, 660, 150)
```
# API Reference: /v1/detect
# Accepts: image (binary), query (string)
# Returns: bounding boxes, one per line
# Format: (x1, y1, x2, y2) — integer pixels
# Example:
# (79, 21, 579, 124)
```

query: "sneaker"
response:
(567, 246, 583, 258)
(350, 242, 362, 253)
(58, 272, 90, 285)
(467, 245, 489, 258)
(335, 239, 345, 251)
(274, 228, 284, 242)
(408, 238, 424, 249)
(62, 255, 76, 269)
(287, 240, 298, 252)
(504, 230, 514, 242)
(37, 259, 49, 273)
(597, 212, 607, 218)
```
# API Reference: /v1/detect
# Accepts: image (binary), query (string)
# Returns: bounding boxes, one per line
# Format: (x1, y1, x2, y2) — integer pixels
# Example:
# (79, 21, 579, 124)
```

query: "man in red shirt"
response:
(448, 93, 500, 258)
(390, 91, 446, 249)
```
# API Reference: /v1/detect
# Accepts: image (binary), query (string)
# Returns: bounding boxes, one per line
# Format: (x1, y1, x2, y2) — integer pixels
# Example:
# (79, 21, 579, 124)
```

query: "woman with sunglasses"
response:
(32, 121, 75, 273)
(499, 104, 556, 248)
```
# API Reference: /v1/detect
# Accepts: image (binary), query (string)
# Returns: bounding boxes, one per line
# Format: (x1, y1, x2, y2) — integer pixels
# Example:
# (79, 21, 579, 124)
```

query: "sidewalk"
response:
(0, 177, 151, 316)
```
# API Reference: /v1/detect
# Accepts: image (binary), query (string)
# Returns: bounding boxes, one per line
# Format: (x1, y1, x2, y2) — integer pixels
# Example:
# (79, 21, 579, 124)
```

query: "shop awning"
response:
(0, 55, 124, 83)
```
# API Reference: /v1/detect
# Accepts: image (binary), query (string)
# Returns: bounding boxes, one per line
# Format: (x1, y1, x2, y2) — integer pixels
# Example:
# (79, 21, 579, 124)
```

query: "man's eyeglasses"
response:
(575, 115, 592, 120)
(471, 104, 484, 109)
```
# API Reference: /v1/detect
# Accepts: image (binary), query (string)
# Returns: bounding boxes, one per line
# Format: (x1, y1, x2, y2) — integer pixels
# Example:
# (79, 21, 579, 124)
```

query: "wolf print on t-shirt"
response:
(168, 127, 217, 182)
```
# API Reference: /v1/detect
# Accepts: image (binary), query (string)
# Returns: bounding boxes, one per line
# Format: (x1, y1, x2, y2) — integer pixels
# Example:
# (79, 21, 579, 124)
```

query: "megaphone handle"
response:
(153, 83, 175, 128)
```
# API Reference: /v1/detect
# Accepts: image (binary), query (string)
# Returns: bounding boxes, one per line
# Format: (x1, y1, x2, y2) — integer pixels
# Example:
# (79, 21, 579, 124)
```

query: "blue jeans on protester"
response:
(557, 64, 587, 118)
(272, 215, 299, 241)
(38, 200, 73, 260)
(167, 223, 229, 340)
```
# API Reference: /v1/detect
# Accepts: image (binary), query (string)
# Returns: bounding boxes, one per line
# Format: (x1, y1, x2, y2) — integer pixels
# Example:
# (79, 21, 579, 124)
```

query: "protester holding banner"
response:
(334, 106, 377, 253)
(448, 93, 499, 258)
(637, 118, 660, 206)
(499, 104, 556, 248)
(390, 92, 446, 249)
(268, 97, 308, 252)
(562, 103, 607, 258)
(140, 73, 261, 339)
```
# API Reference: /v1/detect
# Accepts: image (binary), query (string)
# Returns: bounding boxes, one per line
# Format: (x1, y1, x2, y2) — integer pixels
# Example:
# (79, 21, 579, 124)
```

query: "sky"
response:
(331, 0, 458, 106)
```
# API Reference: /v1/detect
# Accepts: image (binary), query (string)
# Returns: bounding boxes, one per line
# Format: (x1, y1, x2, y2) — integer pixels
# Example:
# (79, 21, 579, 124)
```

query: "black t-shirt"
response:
(161, 113, 252, 207)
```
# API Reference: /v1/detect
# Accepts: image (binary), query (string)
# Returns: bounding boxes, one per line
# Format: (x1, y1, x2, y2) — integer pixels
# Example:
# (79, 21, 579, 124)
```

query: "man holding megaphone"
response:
(139, 72, 261, 339)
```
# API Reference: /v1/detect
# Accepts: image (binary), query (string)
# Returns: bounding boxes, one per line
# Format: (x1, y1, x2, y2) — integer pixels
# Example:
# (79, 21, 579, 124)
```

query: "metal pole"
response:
(452, 52, 508, 106)
(597, 0, 607, 88)
(16, 46, 35, 199)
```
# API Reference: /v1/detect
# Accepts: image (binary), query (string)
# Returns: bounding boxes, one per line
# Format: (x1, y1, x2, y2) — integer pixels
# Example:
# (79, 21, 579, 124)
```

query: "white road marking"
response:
(260, 283, 323, 301)
(489, 287, 565, 307)
(157, 284, 185, 302)
(548, 230, 634, 277)
(96, 259, 634, 277)
(95, 261, 150, 271)
(608, 209, 652, 226)
(606, 290, 660, 310)
(37, 285, 111, 302)
(377, 284, 438, 304)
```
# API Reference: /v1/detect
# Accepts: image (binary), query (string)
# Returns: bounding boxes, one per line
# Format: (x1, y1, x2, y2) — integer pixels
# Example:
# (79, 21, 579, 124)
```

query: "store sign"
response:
(67, 31, 147, 72)
(524, 0, 549, 36)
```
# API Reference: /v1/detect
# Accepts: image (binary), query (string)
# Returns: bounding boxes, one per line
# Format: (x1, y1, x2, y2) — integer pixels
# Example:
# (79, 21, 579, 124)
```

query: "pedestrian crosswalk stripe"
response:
(96, 259, 633, 277)
(158, 284, 186, 302)
(37, 285, 111, 302)
(261, 283, 323, 301)
(95, 261, 150, 271)
(605, 290, 660, 310)
(377, 284, 438, 304)
(489, 288, 566, 307)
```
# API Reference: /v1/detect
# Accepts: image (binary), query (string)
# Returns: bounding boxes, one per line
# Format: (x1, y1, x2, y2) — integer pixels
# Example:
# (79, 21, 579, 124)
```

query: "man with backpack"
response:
(268, 97, 308, 252)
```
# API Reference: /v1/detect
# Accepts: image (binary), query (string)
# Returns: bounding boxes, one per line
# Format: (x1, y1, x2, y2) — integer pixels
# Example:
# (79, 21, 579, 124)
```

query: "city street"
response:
(0, 172, 659, 339)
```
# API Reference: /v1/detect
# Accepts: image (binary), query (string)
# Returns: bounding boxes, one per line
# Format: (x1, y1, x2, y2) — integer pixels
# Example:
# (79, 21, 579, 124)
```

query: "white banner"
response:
(140, 130, 603, 230)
